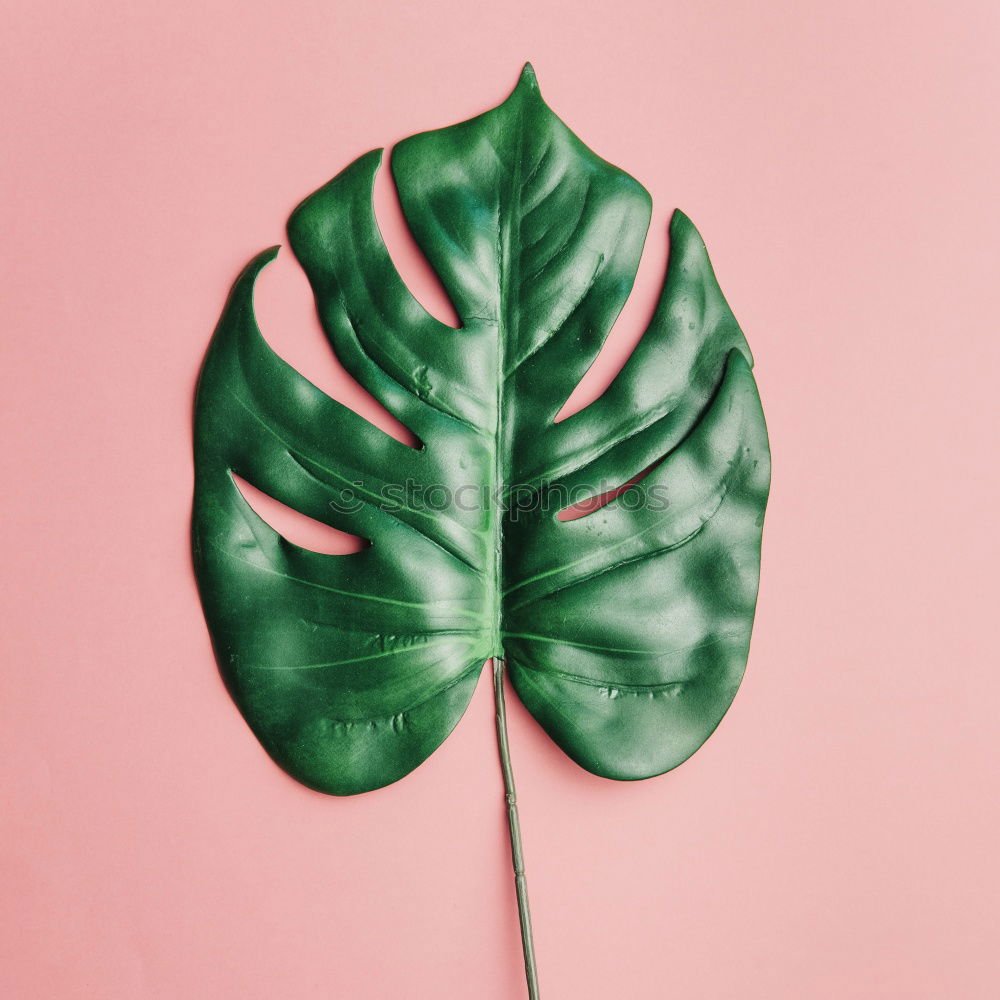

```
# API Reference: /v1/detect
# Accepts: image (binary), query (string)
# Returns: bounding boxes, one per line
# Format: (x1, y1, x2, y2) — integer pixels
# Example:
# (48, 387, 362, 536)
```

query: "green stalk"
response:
(493, 657, 540, 999)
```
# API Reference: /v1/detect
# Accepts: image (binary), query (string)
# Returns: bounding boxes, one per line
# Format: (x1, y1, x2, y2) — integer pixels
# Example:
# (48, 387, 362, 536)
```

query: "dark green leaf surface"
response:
(193, 66, 770, 795)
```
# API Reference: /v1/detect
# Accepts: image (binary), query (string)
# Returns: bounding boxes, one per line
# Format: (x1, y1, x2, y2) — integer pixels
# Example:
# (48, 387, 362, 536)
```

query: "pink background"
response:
(2, 1, 998, 997)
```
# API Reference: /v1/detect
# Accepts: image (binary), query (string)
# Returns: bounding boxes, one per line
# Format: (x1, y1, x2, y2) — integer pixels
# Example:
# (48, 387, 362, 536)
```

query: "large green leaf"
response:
(193, 66, 770, 796)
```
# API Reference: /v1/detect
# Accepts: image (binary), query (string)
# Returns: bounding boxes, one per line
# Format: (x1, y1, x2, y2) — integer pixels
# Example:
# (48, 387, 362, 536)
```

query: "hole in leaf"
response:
(252, 249, 419, 449)
(557, 458, 665, 522)
(232, 473, 367, 555)
(373, 152, 461, 329)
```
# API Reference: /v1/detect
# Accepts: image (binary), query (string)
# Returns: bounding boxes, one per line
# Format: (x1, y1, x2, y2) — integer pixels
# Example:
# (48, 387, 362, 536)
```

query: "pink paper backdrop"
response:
(2, 2, 998, 997)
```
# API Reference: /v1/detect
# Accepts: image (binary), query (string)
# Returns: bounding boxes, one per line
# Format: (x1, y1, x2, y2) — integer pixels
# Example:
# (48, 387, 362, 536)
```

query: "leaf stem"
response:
(493, 658, 540, 999)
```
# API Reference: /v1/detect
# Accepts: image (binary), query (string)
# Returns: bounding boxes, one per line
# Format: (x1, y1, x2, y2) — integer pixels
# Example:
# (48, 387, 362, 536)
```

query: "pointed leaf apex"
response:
(670, 208, 693, 230)
(515, 62, 541, 97)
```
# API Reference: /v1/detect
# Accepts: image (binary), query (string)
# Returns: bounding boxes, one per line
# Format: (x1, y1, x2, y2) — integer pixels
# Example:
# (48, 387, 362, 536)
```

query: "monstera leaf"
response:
(194, 65, 769, 798)
(194, 64, 769, 995)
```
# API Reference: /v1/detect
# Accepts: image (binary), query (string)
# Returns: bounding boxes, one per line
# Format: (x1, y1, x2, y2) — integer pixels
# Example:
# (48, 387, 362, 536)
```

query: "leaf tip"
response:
(239, 245, 281, 286)
(669, 208, 694, 234)
(515, 62, 541, 97)
(668, 208, 709, 255)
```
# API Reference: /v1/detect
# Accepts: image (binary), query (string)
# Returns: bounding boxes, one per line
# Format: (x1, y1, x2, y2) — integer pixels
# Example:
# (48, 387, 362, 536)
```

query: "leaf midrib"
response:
(488, 96, 528, 658)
